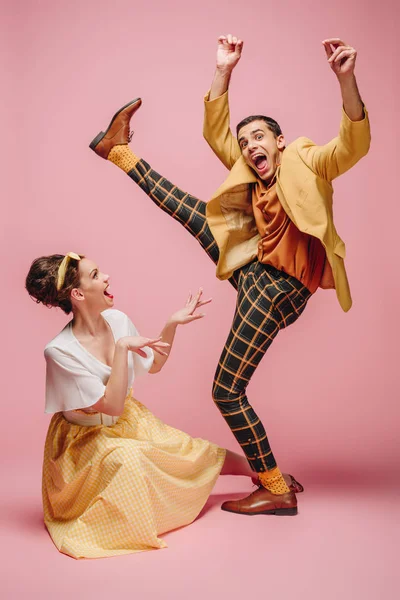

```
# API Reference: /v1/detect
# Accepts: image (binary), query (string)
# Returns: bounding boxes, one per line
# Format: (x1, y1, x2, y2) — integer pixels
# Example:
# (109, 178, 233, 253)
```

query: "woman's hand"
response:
(169, 288, 212, 326)
(117, 336, 170, 358)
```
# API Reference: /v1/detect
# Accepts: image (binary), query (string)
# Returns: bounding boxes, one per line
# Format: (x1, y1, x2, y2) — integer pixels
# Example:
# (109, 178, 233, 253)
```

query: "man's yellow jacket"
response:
(203, 91, 371, 312)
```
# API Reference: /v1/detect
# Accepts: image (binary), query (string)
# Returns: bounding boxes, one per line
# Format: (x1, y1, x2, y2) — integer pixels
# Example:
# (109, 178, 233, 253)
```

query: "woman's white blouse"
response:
(44, 309, 154, 413)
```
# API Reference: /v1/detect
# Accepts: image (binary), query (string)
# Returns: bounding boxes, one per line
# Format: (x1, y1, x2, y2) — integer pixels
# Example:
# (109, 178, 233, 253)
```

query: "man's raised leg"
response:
(90, 99, 240, 288)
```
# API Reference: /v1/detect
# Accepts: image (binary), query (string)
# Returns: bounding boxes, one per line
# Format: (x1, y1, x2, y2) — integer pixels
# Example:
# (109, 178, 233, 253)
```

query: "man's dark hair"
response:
(236, 115, 282, 139)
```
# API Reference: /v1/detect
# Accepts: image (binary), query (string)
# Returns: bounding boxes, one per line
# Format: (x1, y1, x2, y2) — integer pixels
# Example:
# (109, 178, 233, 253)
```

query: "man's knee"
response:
(212, 381, 243, 408)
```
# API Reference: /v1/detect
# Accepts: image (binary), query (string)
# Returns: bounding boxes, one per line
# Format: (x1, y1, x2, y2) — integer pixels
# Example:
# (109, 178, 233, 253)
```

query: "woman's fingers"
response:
(186, 287, 203, 310)
(182, 313, 206, 323)
(135, 339, 170, 350)
(153, 348, 169, 357)
(193, 287, 203, 303)
(151, 341, 170, 348)
(143, 336, 162, 344)
(134, 348, 148, 357)
(183, 287, 211, 315)
(197, 298, 212, 308)
(187, 313, 205, 322)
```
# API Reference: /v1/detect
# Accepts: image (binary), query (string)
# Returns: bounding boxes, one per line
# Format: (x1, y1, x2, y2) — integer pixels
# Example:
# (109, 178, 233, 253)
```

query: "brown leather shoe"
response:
(89, 98, 142, 159)
(221, 486, 298, 516)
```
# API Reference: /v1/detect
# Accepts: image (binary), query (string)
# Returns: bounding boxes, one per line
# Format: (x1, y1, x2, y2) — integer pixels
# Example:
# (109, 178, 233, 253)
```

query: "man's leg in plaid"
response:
(214, 262, 311, 516)
(107, 145, 240, 289)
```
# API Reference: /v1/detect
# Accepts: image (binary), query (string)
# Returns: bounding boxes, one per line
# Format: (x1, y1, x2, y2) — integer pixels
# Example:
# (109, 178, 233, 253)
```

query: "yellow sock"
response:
(258, 467, 290, 494)
(108, 145, 140, 173)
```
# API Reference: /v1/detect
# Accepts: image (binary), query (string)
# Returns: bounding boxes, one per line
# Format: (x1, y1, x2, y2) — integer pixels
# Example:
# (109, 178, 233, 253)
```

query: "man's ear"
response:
(277, 135, 286, 151)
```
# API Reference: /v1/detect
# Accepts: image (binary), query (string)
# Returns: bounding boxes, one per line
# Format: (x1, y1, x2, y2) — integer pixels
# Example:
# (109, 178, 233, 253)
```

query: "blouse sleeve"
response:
(44, 347, 106, 413)
(126, 316, 154, 377)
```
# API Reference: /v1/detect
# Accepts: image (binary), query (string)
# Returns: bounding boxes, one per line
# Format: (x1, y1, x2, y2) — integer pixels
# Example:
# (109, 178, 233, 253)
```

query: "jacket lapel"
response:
(210, 156, 257, 201)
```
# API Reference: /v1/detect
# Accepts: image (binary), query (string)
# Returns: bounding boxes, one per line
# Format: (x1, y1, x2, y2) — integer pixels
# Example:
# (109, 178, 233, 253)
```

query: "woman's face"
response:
(71, 258, 114, 312)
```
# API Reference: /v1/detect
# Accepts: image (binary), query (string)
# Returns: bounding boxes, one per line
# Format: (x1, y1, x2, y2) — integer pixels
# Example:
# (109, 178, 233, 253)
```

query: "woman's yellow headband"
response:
(56, 252, 81, 291)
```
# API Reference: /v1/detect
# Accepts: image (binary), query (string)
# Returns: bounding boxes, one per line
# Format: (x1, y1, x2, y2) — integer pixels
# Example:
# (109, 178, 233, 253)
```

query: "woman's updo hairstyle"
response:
(25, 254, 84, 315)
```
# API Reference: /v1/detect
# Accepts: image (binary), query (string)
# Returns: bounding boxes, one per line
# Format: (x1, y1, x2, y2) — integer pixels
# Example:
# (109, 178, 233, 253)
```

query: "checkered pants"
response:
(127, 159, 311, 473)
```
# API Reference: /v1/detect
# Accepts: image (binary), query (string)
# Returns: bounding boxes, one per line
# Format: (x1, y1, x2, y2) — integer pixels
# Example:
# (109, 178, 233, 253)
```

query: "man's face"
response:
(238, 120, 285, 183)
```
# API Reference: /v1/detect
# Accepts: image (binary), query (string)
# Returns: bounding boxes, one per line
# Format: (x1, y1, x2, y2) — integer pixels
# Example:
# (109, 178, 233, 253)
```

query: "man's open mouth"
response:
(251, 153, 269, 173)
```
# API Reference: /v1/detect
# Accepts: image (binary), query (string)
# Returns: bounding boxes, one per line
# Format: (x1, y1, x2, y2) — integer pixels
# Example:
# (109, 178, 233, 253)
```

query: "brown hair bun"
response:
(26, 254, 83, 315)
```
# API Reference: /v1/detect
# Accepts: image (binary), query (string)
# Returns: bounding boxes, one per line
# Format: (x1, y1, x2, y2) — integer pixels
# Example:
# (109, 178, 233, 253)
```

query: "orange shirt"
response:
(252, 179, 326, 294)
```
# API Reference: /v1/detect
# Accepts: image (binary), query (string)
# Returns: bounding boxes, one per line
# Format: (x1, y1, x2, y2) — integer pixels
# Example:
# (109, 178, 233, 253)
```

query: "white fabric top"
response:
(44, 309, 154, 414)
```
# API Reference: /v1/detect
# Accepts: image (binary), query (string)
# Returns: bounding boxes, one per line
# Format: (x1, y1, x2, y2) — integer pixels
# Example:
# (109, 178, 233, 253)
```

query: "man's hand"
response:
(322, 38, 357, 79)
(169, 288, 212, 325)
(216, 35, 243, 73)
(322, 38, 364, 121)
(209, 34, 243, 101)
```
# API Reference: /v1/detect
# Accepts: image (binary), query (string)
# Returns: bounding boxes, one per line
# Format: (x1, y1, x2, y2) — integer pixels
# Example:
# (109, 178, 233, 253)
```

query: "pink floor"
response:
(3, 466, 399, 600)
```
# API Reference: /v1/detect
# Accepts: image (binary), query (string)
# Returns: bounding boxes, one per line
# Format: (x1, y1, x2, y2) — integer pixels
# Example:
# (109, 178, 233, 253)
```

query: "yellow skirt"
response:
(43, 397, 226, 559)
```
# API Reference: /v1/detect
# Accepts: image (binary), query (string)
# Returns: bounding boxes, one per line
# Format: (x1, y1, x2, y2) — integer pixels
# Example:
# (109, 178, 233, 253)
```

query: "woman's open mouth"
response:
(104, 286, 114, 300)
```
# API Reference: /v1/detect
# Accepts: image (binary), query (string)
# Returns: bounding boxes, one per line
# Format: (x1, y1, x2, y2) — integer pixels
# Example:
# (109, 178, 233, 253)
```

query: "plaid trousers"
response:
(127, 159, 311, 473)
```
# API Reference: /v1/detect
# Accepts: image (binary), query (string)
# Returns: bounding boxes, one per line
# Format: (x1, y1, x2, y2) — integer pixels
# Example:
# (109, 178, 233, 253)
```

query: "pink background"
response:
(3, 0, 399, 598)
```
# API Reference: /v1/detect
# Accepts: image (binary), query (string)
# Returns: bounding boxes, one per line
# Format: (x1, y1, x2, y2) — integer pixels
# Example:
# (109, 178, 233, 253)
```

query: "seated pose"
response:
(26, 253, 303, 558)
(89, 36, 370, 516)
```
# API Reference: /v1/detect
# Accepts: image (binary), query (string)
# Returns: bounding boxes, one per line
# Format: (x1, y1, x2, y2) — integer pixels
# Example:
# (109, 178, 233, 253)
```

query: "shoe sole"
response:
(89, 98, 141, 151)
(221, 506, 298, 516)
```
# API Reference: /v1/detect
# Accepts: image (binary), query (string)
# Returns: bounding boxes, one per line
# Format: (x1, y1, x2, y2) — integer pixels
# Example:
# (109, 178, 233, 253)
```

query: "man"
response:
(90, 36, 370, 516)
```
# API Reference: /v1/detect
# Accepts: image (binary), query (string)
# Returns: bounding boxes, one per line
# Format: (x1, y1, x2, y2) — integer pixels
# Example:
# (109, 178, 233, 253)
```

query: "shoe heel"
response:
(89, 131, 105, 151)
(289, 475, 305, 494)
(276, 507, 298, 516)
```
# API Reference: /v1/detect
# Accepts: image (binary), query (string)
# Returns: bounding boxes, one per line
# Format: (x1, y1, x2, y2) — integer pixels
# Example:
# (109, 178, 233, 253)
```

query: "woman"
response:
(26, 252, 301, 559)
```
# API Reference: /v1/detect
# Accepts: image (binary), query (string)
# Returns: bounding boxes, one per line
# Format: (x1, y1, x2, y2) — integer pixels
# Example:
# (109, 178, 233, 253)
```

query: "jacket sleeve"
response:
(299, 106, 371, 181)
(203, 90, 242, 170)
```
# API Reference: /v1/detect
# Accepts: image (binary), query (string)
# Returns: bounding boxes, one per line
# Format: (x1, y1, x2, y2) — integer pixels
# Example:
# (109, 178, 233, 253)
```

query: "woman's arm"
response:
(94, 288, 211, 410)
(92, 341, 129, 416)
(93, 336, 169, 415)
(150, 288, 212, 374)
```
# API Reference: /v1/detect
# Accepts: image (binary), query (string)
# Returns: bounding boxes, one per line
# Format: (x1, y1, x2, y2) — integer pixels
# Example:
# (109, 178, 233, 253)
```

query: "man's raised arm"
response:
(303, 39, 371, 181)
(203, 35, 243, 170)
(323, 38, 364, 122)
